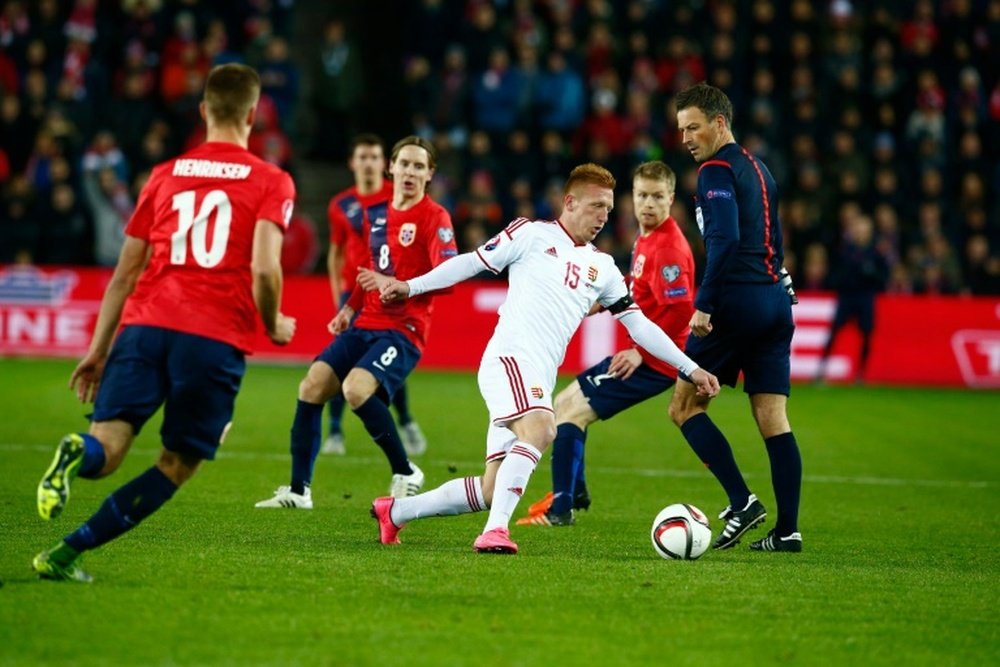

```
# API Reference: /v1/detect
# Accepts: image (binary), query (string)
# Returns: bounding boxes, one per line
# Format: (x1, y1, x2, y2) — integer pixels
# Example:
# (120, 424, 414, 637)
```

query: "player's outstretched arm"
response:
(70, 235, 149, 402)
(618, 309, 719, 397)
(403, 252, 486, 298)
(252, 219, 296, 345)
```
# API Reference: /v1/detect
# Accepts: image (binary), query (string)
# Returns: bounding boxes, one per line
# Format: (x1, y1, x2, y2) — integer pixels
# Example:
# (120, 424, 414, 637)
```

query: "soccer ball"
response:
(650, 503, 712, 560)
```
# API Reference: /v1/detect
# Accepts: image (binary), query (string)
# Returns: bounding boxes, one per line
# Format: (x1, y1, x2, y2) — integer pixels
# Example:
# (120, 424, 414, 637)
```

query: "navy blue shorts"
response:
(577, 356, 676, 420)
(682, 282, 794, 395)
(316, 327, 420, 401)
(92, 325, 246, 460)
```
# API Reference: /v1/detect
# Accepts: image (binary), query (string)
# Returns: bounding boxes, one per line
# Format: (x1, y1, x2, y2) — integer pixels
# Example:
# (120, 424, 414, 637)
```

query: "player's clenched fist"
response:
(269, 313, 296, 345)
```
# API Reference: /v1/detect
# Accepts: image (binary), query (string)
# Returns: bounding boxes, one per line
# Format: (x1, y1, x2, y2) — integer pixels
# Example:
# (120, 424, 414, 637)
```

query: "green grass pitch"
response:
(0, 357, 997, 666)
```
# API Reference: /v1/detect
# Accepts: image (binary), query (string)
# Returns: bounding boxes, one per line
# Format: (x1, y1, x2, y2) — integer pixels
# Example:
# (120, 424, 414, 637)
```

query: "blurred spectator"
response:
(81, 166, 131, 266)
(963, 234, 1000, 295)
(37, 182, 87, 264)
(248, 95, 293, 170)
(258, 36, 299, 134)
(816, 214, 890, 383)
(82, 130, 128, 183)
(535, 50, 584, 135)
(0, 94, 35, 173)
(311, 19, 363, 160)
(427, 45, 470, 147)
(0, 175, 37, 263)
(472, 46, 524, 141)
(459, 1, 504, 73)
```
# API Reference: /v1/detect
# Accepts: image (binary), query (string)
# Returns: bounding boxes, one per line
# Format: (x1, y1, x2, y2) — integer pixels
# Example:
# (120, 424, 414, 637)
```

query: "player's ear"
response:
(245, 103, 257, 129)
(198, 101, 208, 124)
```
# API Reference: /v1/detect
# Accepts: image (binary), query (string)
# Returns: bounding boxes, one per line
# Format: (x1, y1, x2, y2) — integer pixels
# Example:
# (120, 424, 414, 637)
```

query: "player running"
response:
(255, 136, 456, 509)
(322, 133, 427, 457)
(364, 163, 719, 555)
(32, 64, 296, 582)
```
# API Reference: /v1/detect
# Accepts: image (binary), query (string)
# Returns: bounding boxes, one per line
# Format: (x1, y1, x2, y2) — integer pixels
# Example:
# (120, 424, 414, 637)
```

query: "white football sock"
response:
(391, 476, 486, 525)
(483, 442, 541, 532)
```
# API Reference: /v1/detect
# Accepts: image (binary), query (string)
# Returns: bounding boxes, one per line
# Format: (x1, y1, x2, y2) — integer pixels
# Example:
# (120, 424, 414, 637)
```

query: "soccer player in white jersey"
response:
(360, 163, 720, 554)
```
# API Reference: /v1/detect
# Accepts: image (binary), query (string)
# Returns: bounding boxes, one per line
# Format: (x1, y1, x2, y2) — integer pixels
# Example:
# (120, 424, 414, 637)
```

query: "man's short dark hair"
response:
(675, 82, 734, 129)
(350, 133, 384, 156)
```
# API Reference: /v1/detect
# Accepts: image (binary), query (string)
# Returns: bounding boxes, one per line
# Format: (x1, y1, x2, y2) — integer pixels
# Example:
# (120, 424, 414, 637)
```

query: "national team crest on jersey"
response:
(587, 266, 598, 282)
(399, 222, 417, 246)
(531, 387, 544, 399)
(661, 264, 681, 282)
(437, 227, 454, 243)
(633, 254, 646, 278)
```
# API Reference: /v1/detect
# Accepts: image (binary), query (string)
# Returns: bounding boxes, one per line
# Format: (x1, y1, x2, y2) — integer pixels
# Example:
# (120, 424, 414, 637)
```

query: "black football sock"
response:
(64, 466, 178, 552)
(354, 396, 412, 475)
(290, 399, 323, 494)
(551, 423, 584, 515)
(680, 413, 751, 510)
(765, 432, 801, 535)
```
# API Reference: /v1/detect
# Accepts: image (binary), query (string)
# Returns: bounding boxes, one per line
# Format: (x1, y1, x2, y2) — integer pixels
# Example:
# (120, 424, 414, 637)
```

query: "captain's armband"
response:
(606, 295, 634, 315)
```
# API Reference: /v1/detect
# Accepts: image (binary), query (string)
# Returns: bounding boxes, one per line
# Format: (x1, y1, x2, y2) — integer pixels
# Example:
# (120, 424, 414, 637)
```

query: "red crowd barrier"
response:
(2, 265, 998, 388)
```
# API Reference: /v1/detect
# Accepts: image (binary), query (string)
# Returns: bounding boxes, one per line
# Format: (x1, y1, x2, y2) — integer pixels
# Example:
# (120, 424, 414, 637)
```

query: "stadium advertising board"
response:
(1, 265, 998, 388)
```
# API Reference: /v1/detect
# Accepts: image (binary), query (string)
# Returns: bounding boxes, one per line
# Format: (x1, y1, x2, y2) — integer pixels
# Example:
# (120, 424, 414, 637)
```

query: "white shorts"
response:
(477, 354, 554, 426)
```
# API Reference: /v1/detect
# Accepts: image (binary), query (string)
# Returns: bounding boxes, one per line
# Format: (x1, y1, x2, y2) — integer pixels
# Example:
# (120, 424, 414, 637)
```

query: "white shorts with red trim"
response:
(477, 354, 554, 427)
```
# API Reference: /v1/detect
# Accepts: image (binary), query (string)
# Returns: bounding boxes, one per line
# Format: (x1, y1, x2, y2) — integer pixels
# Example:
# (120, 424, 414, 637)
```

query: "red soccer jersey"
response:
(349, 194, 457, 351)
(327, 180, 393, 292)
(629, 217, 696, 378)
(121, 141, 296, 353)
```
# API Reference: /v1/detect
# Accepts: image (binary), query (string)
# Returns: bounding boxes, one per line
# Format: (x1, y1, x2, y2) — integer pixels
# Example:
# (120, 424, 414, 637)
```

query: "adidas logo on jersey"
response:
(545, 247, 558, 257)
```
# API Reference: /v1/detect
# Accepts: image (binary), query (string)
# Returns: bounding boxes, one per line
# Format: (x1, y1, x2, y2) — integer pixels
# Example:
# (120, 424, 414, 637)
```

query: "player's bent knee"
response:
(554, 384, 596, 429)
(667, 401, 697, 428)
(668, 388, 704, 427)
(341, 369, 379, 409)
(299, 364, 339, 404)
(156, 449, 203, 486)
(341, 381, 375, 409)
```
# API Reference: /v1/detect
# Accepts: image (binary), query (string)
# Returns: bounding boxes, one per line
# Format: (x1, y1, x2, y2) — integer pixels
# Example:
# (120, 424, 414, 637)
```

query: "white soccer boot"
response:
(254, 485, 313, 509)
(389, 463, 424, 498)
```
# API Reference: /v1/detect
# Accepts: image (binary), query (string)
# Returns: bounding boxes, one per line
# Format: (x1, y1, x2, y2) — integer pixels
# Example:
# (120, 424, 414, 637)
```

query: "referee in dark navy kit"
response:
(667, 82, 803, 554)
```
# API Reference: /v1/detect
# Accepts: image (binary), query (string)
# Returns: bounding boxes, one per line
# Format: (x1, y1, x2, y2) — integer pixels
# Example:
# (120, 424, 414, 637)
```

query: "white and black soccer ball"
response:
(650, 503, 712, 560)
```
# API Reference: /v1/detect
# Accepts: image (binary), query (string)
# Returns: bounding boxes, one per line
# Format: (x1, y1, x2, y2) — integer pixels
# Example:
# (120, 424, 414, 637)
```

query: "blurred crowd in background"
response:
(1, 0, 999, 296)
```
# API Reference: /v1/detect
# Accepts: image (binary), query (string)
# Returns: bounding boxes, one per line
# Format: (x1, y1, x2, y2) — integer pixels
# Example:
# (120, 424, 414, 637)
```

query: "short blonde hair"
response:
(564, 163, 616, 195)
(633, 161, 676, 192)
